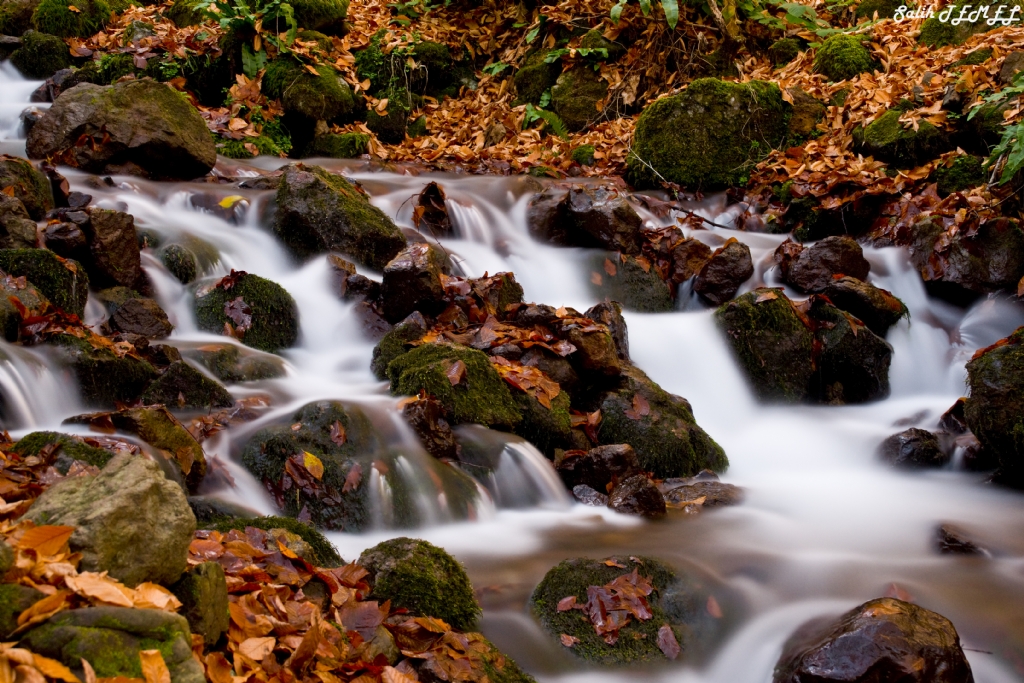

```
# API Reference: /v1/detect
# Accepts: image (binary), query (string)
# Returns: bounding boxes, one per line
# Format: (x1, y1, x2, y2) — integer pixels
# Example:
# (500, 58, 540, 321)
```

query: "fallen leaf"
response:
(302, 451, 324, 480)
(657, 624, 680, 659)
(138, 651, 170, 683)
(132, 583, 182, 611)
(64, 572, 134, 607)
(445, 359, 467, 386)
(602, 559, 626, 568)
(330, 420, 347, 446)
(559, 634, 579, 648)
(755, 290, 779, 303)
(556, 596, 577, 612)
(237, 637, 275, 661)
(16, 525, 75, 556)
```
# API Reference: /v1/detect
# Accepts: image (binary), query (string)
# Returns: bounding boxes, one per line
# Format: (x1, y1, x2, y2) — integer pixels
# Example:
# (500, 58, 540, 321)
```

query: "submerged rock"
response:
(527, 185, 644, 254)
(358, 537, 480, 631)
(877, 428, 949, 468)
(23, 453, 195, 586)
(188, 343, 285, 382)
(139, 361, 234, 409)
(773, 597, 973, 683)
(608, 474, 666, 518)
(935, 522, 988, 556)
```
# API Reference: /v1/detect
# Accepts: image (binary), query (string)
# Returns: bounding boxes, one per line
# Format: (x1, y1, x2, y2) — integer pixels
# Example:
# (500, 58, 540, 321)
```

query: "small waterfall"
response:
(0, 342, 81, 431)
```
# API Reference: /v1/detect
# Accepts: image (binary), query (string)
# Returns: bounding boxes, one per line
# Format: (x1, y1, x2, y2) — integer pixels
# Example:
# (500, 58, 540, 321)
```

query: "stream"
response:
(3, 64, 1024, 682)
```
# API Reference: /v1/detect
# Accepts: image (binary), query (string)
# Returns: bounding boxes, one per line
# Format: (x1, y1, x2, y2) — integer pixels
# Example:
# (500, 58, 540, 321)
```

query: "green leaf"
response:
(638, 0, 652, 14)
(660, 0, 679, 27)
(539, 89, 551, 107)
(610, 0, 627, 21)
(543, 48, 570, 63)
(482, 61, 509, 75)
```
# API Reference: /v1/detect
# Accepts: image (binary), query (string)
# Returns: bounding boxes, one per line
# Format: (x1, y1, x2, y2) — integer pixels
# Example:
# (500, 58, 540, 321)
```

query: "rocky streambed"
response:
(0, 64, 1023, 683)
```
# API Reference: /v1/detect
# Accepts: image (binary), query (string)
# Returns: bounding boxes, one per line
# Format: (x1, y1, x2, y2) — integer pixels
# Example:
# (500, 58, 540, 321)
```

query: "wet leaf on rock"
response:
(445, 359, 467, 386)
(559, 634, 579, 648)
(330, 420, 347, 446)
(224, 296, 253, 334)
(656, 624, 680, 660)
(302, 451, 324, 480)
(624, 394, 650, 421)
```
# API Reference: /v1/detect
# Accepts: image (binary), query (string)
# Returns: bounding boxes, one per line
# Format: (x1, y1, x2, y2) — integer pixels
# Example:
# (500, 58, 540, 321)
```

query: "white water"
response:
(3, 65, 1024, 681)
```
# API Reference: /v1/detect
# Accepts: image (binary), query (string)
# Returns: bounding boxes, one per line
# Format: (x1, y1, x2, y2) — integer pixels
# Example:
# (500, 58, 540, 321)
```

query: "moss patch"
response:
(813, 34, 876, 81)
(512, 50, 560, 105)
(32, 0, 110, 37)
(854, 109, 950, 167)
(550, 66, 609, 132)
(194, 273, 299, 353)
(570, 144, 595, 166)
(50, 334, 157, 405)
(164, 0, 204, 26)
(264, 57, 355, 122)
(0, 249, 88, 316)
(12, 431, 113, 472)
(366, 86, 410, 144)
(305, 132, 370, 158)
(0, 154, 54, 220)
(932, 154, 987, 195)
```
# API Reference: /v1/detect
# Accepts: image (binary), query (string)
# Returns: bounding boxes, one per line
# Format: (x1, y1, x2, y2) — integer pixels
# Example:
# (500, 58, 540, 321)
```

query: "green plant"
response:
(610, 0, 679, 28)
(196, 0, 297, 77)
(522, 103, 568, 140)
(387, 0, 437, 24)
(482, 61, 509, 76)
(969, 71, 1024, 183)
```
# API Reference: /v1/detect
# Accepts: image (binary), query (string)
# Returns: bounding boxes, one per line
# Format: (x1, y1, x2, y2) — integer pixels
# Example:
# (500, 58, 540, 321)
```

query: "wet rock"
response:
(12, 431, 114, 472)
(0, 154, 53, 220)
(0, 195, 40, 249)
(661, 473, 745, 508)
(608, 474, 666, 518)
(809, 298, 892, 404)
(556, 444, 640, 492)
(358, 537, 480, 630)
(511, 376, 574, 455)
(26, 81, 216, 180)
(823, 276, 908, 337)
(23, 453, 195, 586)
(0, 584, 43, 639)
(43, 221, 87, 259)
(527, 185, 644, 254)
(964, 327, 1024, 487)
(387, 342, 522, 429)
(110, 297, 173, 339)
(189, 343, 284, 382)
(139, 361, 234, 409)
(593, 252, 675, 312)
(877, 428, 949, 468)
(379, 242, 450, 323)
(160, 243, 198, 284)
(935, 523, 986, 556)
(20, 607, 204, 683)
(564, 321, 623, 378)
(194, 271, 299, 353)
(272, 163, 406, 269)
(597, 365, 727, 478)
(371, 311, 429, 380)
(170, 562, 229, 645)
(50, 334, 156, 405)
(0, 275, 50, 341)
(693, 238, 754, 305)
(775, 236, 870, 293)
(327, 253, 358, 296)
(401, 393, 459, 460)
(772, 597, 973, 683)
(571, 484, 608, 506)
(671, 238, 713, 283)
(585, 301, 629, 361)
(943, 218, 1024, 294)
(0, 249, 86, 317)
(80, 208, 143, 289)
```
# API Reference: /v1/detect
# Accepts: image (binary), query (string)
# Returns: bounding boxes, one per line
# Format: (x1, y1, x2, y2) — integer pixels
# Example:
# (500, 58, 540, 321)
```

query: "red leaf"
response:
(624, 394, 650, 421)
(603, 258, 617, 277)
(343, 463, 362, 493)
(560, 634, 579, 648)
(557, 596, 577, 612)
(330, 420, 347, 446)
(224, 296, 252, 333)
(657, 624, 680, 660)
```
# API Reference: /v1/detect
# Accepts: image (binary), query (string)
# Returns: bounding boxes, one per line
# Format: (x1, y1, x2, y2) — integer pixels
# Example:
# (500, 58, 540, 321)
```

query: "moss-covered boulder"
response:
(957, 100, 1011, 155)
(512, 50, 561, 105)
(169, 562, 228, 646)
(768, 37, 801, 65)
(591, 252, 674, 312)
(855, 0, 901, 18)
(0, 194, 40, 250)
(12, 431, 114, 472)
(371, 311, 428, 380)
(210, 516, 343, 566)
(511, 385, 572, 456)
(20, 607, 203, 683)
(0, 154, 54, 220)
(160, 244, 198, 284)
(0, 0, 40, 36)
(571, 144, 596, 166)
(187, 342, 285, 382)
(627, 78, 789, 190)
(810, 298, 892, 404)
(366, 86, 411, 144)
(358, 537, 480, 630)
(932, 154, 987, 195)
(50, 334, 157, 405)
(194, 272, 299, 353)
(272, 163, 406, 269)
(597, 365, 727, 478)
(823, 276, 908, 338)
(854, 110, 950, 167)
(139, 361, 234, 409)
(304, 132, 370, 158)
(32, 0, 109, 37)
(164, 0, 204, 26)
(409, 40, 463, 97)
(530, 556, 733, 665)
(912, 217, 1024, 296)
(813, 34, 876, 81)
(289, 0, 347, 34)
(264, 57, 356, 123)
(386, 342, 522, 429)
(965, 327, 1024, 488)
(550, 66, 609, 132)
(0, 275, 49, 341)
(0, 584, 43, 639)
(0, 249, 88, 316)
(26, 80, 217, 181)
(919, 0, 1018, 46)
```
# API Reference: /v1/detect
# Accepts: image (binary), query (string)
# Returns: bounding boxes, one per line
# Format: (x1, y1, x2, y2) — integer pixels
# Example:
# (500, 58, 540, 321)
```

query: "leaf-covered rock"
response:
(0, 249, 88, 316)
(194, 271, 299, 353)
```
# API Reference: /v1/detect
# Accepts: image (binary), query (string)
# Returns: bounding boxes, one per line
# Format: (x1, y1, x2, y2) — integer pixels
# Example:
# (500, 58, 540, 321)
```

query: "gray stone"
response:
(170, 562, 228, 645)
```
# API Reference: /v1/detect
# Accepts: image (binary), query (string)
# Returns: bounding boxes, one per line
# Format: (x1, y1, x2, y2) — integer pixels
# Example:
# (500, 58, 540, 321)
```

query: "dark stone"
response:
(661, 476, 744, 508)
(772, 597, 974, 683)
(83, 208, 143, 290)
(0, 154, 53, 220)
(964, 327, 1024, 487)
(160, 244, 198, 284)
(810, 298, 892, 404)
(935, 523, 986, 556)
(776, 236, 870, 294)
(671, 238, 713, 283)
(170, 562, 229, 646)
(110, 297, 172, 339)
(564, 322, 622, 379)
(512, 303, 559, 327)
(694, 239, 754, 305)
(0, 194, 40, 249)
(877, 428, 949, 468)
(556, 444, 640, 492)
(526, 185, 644, 254)
(998, 51, 1024, 84)
(608, 474, 666, 517)
(139, 361, 234, 410)
(911, 216, 1024, 296)
(823, 276, 908, 337)
(327, 253, 357, 297)
(401, 394, 459, 460)
(0, 248, 88, 317)
(571, 484, 608, 506)
(379, 242, 450, 323)
(584, 301, 629, 361)
(44, 222, 88, 260)
(67, 191, 92, 208)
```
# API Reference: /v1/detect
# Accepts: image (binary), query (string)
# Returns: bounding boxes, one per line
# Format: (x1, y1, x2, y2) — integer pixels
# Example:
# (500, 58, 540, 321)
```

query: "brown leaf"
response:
(623, 393, 650, 421)
(559, 634, 579, 648)
(138, 651, 170, 683)
(31, 655, 81, 683)
(16, 525, 75, 556)
(203, 653, 233, 683)
(237, 637, 275, 661)
(330, 420, 347, 446)
(656, 624, 680, 660)
(17, 590, 71, 630)
(445, 359, 467, 386)
(64, 572, 134, 607)
(343, 463, 362, 493)
(755, 290, 778, 303)
(556, 596, 577, 612)
(224, 297, 252, 334)
(602, 559, 626, 568)
(381, 667, 417, 683)
(603, 258, 617, 277)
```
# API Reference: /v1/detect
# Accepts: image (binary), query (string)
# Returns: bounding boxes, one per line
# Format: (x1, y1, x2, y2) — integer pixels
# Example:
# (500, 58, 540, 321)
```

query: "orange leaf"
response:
(303, 64, 320, 76)
(446, 359, 467, 386)
(17, 525, 75, 556)
(132, 583, 182, 611)
(603, 258, 617, 277)
(64, 572, 134, 607)
(32, 655, 81, 683)
(237, 637, 275, 661)
(17, 590, 71, 629)
(559, 634, 579, 647)
(203, 653, 233, 683)
(138, 651, 170, 683)
(381, 667, 417, 683)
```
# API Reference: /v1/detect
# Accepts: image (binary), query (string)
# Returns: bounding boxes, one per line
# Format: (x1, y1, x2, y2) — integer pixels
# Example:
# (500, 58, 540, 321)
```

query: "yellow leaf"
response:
(67, 4, 81, 11)
(32, 654, 81, 683)
(65, 573, 134, 607)
(302, 452, 324, 480)
(16, 525, 75, 556)
(138, 651, 170, 683)
(218, 195, 244, 209)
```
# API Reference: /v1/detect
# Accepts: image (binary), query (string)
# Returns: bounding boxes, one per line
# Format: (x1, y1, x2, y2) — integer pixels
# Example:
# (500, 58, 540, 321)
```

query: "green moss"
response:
(210, 516, 343, 566)
(0, 155, 54, 220)
(854, 109, 950, 167)
(289, 0, 347, 34)
(12, 431, 113, 472)
(386, 342, 522, 429)
(952, 47, 993, 67)
(159, 244, 198, 284)
(217, 132, 290, 159)
(530, 556, 680, 665)
(919, 0, 1018, 46)
(627, 78, 789, 190)
(49, 334, 157, 405)
(406, 115, 428, 137)
(768, 37, 801, 65)
(570, 144, 595, 166)
(138, 361, 234, 409)
(0, 584, 44, 638)
(96, 52, 135, 84)
(813, 34, 876, 81)
(512, 389, 571, 456)
(0, 249, 88, 316)
(371, 315, 425, 380)
(296, 29, 332, 51)
(194, 273, 299, 353)
(933, 154, 987, 195)
(354, 29, 403, 92)
(191, 343, 283, 382)
(366, 86, 410, 144)
(358, 537, 480, 630)
(855, 0, 901, 17)
(264, 57, 355, 122)
(32, 0, 110, 37)
(550, 66, 608, 132)
(512, 50, 560, 105)
(164, 0, 204, 26)
(592, 253, 674, 312)
(477, 637, 537, 683)
(0, 0, 38, 37)
(305, 132, 370, 158)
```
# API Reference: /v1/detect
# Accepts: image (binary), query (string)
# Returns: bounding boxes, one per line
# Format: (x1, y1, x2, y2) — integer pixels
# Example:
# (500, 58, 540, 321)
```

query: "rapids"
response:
(3, 65, 1024, 682)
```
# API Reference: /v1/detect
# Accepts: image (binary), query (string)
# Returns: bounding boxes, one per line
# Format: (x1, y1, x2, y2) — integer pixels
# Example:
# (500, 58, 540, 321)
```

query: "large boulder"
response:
(913, 217, 1024, 296)
(272, 163, 407, 269)
(379, 242, 450, 323)
(812, 34, 876, 81)
(693, 238, 753, 305)
(775, 236, 870, 294)
(23, 453, 195, 586)
(526, 185, 646, 254)
(964, 327, 1024, 487)
(0, 155, 53, 220)
(853, 109, 951, 168)
(773, 598, 973, 683)
(31, 0, 109, 37)
(264, 57, 357, 123)
(358, 537, 480, 630)
(9, 31, 71, 79)
(194, 271, 299, 353)
(50, 334, 157, 405)
(81, 208, 143, 290)
(20, 607, 204, 683)
(627, 78, 789, 190)
(26, 80, 216, 180)
(823, 276, 907, 337)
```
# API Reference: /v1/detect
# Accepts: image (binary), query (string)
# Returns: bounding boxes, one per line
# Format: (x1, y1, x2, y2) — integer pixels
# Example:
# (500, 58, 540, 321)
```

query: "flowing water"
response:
(4, 66, 1024, 682)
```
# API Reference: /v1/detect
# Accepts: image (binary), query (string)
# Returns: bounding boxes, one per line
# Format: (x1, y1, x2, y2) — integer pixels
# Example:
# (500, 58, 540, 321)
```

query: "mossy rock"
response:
(809, 298, 892, 404)
(530, 556, 731, 665)
(1, 584, 44, 639)
(264, 57, 355, 122)
(0, 249, 88, 316)
(32, 0, 109, 36)
(853, 109, 950, 168)
(354, 29, 403, 92)
(580, 28, 625, 60)
(0, 154, 54, 219)
(598, 365, 727, 478)
(0, 0, 41, 36)
(550, 66, 608, 132)
(786, 192, 886, 242)
(512, 50, 561, 105)
(366, 86, 410, 144)
(570, 144, 595, 166)
(358, 537, 480, 630)
(932, 154, 987, 195)
(139, 361, 234, 409)
(209, 515, 343, 566)
(511, 387, 572, 456)
(919, 0, 1020, 46)
(169, 562, 227, 646)
(94, 286, 141, 314)
(813, 34, 876, 82)
(19, 607, 203, 683)
(386, 342, 522, 429)
(768, 37, 801, 65)
(406, 115, 428, 137)
(855, 0, 901, 17)
(409, 40, 457, 97)
(12, 431, 113, 472)
(289, 0, 347, 34)
(591, 252, 674, 312)
(952, 47, 993, 67)
(371, 313, 427, 380)
(188, 343, 285, 382)
(50, 333, 157, 405)
(0, 272, 49, 341)
(194, 272, 299, 353)
(304, 132, 370, 158)
(957, 100, 1011, 154)
(626, 78, 789, 190)
(965, 327, 1024, 487)
(296, 29, 332, 51)
(159, 244, 198, 284)
(164, 0, 204, 26)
